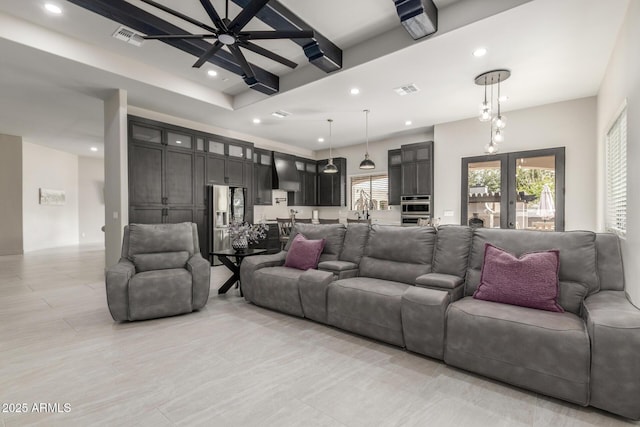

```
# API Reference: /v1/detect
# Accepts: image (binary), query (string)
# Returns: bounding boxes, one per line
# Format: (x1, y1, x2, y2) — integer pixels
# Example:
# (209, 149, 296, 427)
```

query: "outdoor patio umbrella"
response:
(536, 184, 555, 220)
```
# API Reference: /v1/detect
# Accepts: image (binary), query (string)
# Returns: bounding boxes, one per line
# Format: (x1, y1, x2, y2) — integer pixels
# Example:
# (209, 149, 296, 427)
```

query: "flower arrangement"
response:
(228, 220, 268, 249)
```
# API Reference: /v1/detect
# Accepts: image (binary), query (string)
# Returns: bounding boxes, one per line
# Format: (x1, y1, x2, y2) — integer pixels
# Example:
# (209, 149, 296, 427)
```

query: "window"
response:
(606, 106, 627, 236)
(351, 174, 389, 210)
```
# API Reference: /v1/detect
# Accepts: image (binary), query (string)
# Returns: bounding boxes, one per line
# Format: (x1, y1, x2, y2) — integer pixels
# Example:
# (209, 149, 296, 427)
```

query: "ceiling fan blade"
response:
(228, 44, 256, 82)
(229, 0, 270, 32)
(192, 40, 224, 68)
(239, 30, 314, 40)
(139, 0, 217, 33)
(144, 34, 218, 40)
(199, 0, 227, 31)
(239, 41, 297, 69)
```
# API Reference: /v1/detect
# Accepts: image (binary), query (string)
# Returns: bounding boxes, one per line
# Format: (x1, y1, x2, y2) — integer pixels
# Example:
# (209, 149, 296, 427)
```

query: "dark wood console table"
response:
(211, 248, 267, 295)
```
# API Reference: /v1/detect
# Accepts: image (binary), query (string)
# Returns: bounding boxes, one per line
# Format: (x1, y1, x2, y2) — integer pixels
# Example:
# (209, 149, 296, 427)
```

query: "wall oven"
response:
(401, 195, 431, 226)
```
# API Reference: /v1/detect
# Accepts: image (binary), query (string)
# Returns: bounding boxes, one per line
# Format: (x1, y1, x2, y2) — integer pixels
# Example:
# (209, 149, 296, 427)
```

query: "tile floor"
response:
(0, 246, 636, 426)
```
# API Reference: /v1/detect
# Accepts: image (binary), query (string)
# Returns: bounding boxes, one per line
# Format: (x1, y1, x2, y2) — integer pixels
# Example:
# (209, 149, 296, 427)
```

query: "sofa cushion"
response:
(284, 234, 325, 270)
(433, 225, 473, 277)
(252, 267, 305, 316)
(128, 223, 195, 257)
(466, 229, 597, 314)
(327, 277, 409, 346)
(445, 297, 590, 405)
(473, 244, 563, 313)
(359, 225, 436, 284)
(339, 223, 370, 264)
(132, 251, 190, 273)
(286, 223, 346, 262)
(129, 268, 193, 320)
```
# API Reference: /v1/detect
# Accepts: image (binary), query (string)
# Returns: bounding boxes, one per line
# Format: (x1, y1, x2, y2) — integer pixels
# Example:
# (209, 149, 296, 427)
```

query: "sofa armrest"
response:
(401, 286, 450, 359)
(239, 251, 287, 301)
(187, 255, 211, 310)
(105, 258, 135, 321)
(415, 273, 465, 301)
(299, 269, 335, 324)
(583, 291, 640, 420)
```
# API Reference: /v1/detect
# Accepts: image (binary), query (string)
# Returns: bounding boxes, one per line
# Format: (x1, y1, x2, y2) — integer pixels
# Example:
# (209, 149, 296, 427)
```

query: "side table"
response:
(211, 248, 267, 296)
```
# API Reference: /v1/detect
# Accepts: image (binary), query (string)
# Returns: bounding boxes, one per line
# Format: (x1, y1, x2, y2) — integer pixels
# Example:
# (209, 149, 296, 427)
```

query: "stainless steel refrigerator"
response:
(207, 185, 246, 265)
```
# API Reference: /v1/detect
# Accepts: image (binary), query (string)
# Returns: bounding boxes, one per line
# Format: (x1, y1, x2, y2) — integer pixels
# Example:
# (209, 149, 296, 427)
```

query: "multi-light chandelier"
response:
(475, 69, 510, 154)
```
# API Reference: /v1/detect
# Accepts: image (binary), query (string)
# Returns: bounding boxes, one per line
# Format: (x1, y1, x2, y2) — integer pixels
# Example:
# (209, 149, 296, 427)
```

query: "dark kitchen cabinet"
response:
(401, 142, 433, 196)
(388, 149, 402, 205)
(317, 157, 346, 206)
(254, 149, 272, 205)
(288, 159, 317, 206)
(226, 158, 245, 186)
(165, 149, 194, 206)
(195, 154, 206, 207)
(129, 143, 163, 205)
(206, 155, 226, 184)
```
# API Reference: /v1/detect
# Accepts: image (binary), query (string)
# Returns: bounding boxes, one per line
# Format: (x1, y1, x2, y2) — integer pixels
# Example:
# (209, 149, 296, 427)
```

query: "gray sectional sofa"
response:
(240, 223, 640, 419)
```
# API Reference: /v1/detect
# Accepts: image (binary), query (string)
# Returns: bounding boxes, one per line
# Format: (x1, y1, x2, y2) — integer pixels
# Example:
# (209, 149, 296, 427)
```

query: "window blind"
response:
(606, 107, 627, 236)
(351, 174, 389, 210)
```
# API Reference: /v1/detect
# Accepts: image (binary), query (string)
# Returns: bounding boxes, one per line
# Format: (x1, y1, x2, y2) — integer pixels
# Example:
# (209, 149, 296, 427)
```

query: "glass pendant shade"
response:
(359, 109, 375, 170)
(323, 159, 338, 174)
(479, 101, 492, 122)
(484, 141, 499, 154)
(493, 114, 507, 129)
(494, 128, 504, 143)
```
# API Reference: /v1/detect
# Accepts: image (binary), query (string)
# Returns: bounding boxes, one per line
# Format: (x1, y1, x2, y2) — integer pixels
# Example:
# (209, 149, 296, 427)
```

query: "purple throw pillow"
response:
(473, 243, 564, 313)
(284, 233, 326, 270)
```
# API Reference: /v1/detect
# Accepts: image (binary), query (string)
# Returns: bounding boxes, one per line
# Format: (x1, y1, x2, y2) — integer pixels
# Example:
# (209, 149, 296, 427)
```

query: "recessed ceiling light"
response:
(44, 3, 62, 14)
(350, 88, 360, 95)
(405, 120, 413, 126)
(252, 118, 261, 124)
(318, 137, 325, 143)
(176, 140, 182, 144)
(207, 70, 218, 77)
(473, 47, 487, 57)
(499, 95, 509, 102)
(90, 147, 98, 152)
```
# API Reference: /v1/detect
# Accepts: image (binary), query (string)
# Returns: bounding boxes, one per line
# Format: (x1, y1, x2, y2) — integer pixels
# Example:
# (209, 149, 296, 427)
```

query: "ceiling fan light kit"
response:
(475, 69, 510, 154)
(139, 0, 314, 87)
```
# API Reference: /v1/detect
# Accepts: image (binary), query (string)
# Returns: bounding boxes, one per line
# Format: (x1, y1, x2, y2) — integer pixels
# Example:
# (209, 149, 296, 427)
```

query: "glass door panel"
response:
(513, 155, 557, 231)
(465, 159, 506, 229)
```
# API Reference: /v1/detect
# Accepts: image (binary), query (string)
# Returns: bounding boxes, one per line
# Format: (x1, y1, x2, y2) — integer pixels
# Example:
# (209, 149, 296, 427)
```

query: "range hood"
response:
(272, 152, 301, 192)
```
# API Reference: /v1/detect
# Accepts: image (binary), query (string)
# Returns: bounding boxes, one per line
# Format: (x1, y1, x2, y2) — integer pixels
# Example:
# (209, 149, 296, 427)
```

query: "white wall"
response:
(78, 156, 105, 245)
(22, 142, 79, 252)
(597, 1, 640, 304)
(0, 134, 23, 255)
(434, 97, 597, 230)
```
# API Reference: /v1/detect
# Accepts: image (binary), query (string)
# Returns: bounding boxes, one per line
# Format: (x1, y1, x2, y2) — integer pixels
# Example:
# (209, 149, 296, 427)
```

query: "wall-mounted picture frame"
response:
(39, 188, 66, 205)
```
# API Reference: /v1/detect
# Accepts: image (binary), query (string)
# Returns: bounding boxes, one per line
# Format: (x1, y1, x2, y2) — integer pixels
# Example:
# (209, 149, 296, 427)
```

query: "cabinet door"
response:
(130, 207, 164, 224)
(402, 162, 418, 195)
(130, 144, 163, 205)
(166, 149, 194, 206)
(416, 160, 432, 195)
(226, 158, 245, 186)
(194, 209, 207, 258)
(304, 171, 317, 206)
(254, 164, 272, 205)
(316, 161, 333, 206)
(166, 208, 194, 224)
(388, 149, 402, 205)
(244, 162, 254, 222)
(195, 154, 206, 207)
(207, 156, 226, 184)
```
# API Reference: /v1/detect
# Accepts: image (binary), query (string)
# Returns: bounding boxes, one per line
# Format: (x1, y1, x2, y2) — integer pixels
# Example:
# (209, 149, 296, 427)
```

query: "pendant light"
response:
(359, 109, 375, 170)
(475, 69, 510, 153)
(323, 119, 338, 174)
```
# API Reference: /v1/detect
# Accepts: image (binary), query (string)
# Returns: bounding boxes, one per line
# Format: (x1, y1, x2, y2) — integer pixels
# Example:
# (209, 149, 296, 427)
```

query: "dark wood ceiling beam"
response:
(66, 0, 279, 95)
(230, 0, 342, 73)
(394, 0, 438, 40)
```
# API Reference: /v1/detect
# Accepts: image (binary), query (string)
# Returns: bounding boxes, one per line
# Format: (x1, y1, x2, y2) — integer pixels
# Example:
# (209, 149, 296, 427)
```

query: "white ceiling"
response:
(0, 0, 630, 158)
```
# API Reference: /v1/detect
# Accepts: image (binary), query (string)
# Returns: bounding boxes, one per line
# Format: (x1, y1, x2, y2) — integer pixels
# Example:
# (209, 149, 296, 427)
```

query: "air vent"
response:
(112, 26, 145, 47)
(394, 84, 420, 96)
(271, 110, 291, 119)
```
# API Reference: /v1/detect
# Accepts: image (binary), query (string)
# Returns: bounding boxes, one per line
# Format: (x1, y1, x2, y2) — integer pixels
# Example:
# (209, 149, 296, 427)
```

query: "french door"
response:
(461, 147, 565, 231)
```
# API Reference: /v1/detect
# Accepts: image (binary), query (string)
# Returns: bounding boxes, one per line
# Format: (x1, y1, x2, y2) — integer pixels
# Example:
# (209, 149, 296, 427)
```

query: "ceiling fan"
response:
(139, 0, 314, 85)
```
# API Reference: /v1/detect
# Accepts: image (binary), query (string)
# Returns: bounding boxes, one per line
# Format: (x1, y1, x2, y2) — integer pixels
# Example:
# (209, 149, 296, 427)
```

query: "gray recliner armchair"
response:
(105, 222, 210, 321)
